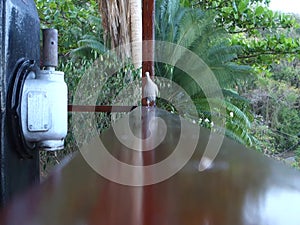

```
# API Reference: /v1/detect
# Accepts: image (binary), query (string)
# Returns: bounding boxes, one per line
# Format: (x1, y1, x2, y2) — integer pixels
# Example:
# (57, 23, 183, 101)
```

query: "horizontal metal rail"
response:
(67, 105, 137, 113)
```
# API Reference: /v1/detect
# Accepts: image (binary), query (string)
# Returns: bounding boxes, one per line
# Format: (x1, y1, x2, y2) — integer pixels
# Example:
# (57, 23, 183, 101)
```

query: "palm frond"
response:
(222, 89, 249, 103)
(155, 0, 255, 146)
(193, 96, 254, 146)
(225, 124, 255, 147)
(71, 36, 107, 59)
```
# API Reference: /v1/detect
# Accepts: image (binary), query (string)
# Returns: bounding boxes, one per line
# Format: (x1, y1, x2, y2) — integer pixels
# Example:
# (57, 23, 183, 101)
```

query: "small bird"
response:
(143, 72, 159, 106)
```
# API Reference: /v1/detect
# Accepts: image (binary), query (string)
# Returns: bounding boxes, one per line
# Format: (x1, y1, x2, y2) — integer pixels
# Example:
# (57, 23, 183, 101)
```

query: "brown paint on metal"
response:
(142, 0, 155, 78)
(142, 0, 155, 106)
(67, 105, 137, 113)
(1, 108, 300, 224)
(42, 29, 58, 68)
(142, 0, 156, 167)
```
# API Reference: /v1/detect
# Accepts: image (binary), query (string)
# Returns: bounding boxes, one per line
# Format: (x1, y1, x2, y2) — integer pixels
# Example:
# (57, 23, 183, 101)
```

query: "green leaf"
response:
(238, 1, 248, 12)
(255, 6, 264, 16)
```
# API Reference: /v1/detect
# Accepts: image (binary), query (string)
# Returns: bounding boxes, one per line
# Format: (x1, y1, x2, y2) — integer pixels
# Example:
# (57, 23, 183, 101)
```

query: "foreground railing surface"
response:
(1, 107, 300, 225)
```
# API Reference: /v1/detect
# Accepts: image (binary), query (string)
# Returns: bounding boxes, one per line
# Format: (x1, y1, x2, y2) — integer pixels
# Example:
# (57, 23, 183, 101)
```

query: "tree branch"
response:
(237, 50, 299, 60)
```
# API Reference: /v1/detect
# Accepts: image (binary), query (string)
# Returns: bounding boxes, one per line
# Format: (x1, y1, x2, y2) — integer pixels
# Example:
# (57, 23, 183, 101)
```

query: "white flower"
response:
(229, 112, 234, 118)
(210, 121, 214, 127)
(204, 118, 210, 123)
(192, 120, 196, 124)
(199, 118, 203, 123)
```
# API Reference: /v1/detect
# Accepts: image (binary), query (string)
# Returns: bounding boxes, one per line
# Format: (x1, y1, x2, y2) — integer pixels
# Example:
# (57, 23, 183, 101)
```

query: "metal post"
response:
(42, 29, 58, 69)
(142, 0, 155, 106)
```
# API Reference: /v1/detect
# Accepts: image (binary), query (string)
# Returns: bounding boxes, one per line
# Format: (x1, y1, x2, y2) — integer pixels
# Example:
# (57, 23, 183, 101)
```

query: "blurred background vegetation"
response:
(35, 0, 300, 176)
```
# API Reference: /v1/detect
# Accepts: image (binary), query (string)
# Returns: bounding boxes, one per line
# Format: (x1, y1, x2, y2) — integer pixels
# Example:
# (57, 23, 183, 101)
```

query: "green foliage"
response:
(36, 0, 300, 171)
(36, 0, 100, 54)
(246, 78, 300, 155)
(71, 34, 107, 60)
(231, 31, 300, 67)
(275, 107, 300, 150)
(190, 0, 300, 71)
(36, 0, 103, 174)
(36, 0, 102, 99)
(156, 0, 254, 92)
(194, 96, 255, 146)
(155, 0, 255, 146)
(272, 61, 300, 88)
(191, 0, 295, 33)
(184, 1, 300, 165)
(250, 115, 277, 154)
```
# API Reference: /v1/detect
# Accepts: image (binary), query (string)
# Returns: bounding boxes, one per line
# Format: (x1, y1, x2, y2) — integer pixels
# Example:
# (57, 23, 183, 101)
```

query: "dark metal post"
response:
(0, 0, 40, 207)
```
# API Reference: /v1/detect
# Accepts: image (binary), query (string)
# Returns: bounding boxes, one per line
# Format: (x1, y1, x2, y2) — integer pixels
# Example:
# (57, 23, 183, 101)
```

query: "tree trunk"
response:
(99, 0, 142, 70)
(130, 0, 142, 70)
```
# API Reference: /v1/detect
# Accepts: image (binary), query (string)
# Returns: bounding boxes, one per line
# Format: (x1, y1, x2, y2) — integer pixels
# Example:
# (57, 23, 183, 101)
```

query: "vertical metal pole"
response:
(141, 2, 156, 222)
(42, 29, 58, 69)
(142, 0, 155, 106)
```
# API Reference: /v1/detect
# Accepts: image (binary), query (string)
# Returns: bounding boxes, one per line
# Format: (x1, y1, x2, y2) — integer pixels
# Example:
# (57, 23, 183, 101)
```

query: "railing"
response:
(1, 107, 300, 225)
(67, 105, 137, 113)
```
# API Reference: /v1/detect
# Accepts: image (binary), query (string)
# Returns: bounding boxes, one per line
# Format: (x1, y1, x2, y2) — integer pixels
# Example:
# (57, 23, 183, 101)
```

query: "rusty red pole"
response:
(142, 0, 155, 106)
(141, 2, 157, 224)
(142, 0, 155, 76)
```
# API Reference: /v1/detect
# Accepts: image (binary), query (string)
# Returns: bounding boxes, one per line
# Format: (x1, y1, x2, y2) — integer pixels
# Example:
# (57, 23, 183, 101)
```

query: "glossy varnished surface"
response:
(1, 107, 300, 225)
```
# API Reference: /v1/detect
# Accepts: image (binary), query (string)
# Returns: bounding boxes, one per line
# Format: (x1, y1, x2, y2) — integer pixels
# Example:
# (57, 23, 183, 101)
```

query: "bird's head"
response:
(145, 71, 150, 79)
